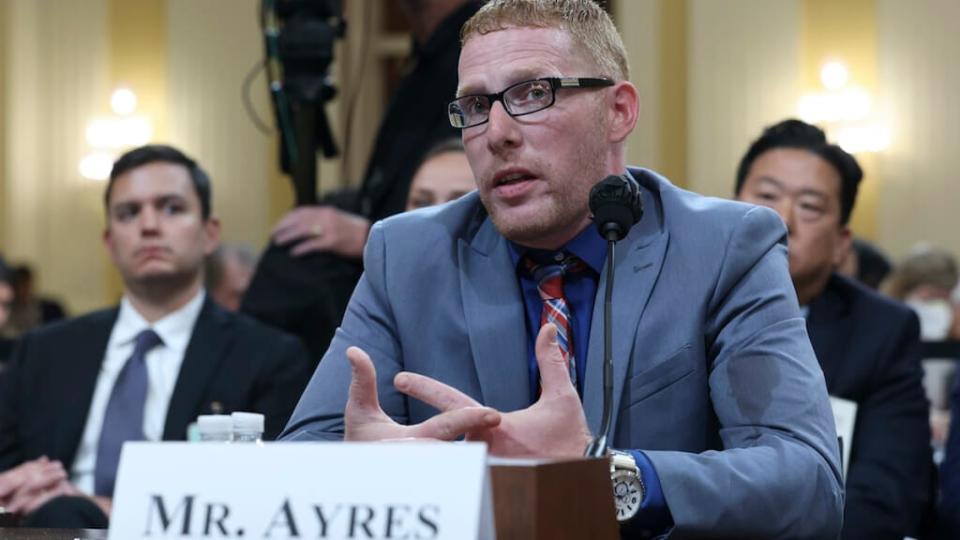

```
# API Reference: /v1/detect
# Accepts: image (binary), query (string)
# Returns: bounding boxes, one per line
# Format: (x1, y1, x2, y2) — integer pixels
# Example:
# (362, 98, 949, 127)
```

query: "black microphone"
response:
(585, 174, 643, 458)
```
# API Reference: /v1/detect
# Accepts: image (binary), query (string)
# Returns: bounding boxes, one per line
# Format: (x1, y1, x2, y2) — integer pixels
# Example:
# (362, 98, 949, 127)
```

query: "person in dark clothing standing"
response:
(242, 0, 483, 361)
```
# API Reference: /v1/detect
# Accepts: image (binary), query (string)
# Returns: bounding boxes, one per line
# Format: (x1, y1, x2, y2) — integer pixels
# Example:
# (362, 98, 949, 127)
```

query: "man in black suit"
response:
(941, 376, 960, 538)
(736, 119, 933, 540)
(0, 145, 310, 527)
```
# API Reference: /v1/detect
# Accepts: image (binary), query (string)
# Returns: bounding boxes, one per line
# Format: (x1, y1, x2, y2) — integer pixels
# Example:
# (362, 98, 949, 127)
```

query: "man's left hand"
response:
(1, 459, 81, 515)
(394, 324, 594, 458)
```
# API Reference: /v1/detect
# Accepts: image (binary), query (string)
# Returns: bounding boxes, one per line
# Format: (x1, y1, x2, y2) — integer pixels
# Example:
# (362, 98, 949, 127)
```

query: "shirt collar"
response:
(508, 224, 608, 275)
(113, 289, 206, 352)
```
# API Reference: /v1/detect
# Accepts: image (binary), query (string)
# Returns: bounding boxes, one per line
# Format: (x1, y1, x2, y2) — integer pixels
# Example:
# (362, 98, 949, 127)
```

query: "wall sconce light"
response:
(796, 60, 890, 154)
(79, 87, 154, 180)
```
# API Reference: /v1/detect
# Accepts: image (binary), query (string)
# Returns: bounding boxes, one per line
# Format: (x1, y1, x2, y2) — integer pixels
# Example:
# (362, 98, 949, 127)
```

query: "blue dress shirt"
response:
(508, 225, 672, 533)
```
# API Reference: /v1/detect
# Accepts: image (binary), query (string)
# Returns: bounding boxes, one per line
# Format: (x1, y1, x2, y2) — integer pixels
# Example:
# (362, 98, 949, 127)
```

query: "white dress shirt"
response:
(70, 290, 206, 494)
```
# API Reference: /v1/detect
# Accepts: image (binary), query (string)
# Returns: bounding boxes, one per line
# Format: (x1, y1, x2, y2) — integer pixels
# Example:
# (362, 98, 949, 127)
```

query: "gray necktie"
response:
(94, 328, 163, 496)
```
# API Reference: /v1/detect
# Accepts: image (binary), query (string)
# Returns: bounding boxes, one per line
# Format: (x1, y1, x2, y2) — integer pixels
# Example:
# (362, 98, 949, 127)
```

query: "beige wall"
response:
(687, 0, 801, 198)
(612, 0, 661, 174)
(0, 1, 6, 248)
(2, 0, 110, 313)
(876, 0, 960, 259)
(166, 0, 275, 248)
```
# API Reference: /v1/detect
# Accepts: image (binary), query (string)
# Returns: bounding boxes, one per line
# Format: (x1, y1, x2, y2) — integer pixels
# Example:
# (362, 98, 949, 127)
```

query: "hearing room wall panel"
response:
(687, 0, 801, 199)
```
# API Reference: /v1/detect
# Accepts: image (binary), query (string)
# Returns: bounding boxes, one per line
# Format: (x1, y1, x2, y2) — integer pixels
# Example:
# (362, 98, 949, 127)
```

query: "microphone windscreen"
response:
(589, 175, 643, 240)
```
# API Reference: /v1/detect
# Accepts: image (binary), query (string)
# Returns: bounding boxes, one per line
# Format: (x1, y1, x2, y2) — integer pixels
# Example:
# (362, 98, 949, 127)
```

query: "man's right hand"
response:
(272, 206, 371, 259)
(394, 324, 593, 458)
(344, 346, 502, 442)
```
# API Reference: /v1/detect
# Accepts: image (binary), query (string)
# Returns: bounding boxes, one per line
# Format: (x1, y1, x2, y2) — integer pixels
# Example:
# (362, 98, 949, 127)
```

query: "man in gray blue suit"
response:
(283, 0, 843, 537)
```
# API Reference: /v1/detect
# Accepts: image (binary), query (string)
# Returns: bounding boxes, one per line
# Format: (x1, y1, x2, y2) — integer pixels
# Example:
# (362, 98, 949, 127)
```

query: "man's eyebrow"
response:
(111, 192, 187, 208)
(154, 193, 188, 203)
(755, 176, 829, 201)
(110, 199, 140, 210)
(755, 176, 784, 189)
(796, 189, 828, 201)
(455, 82, 484, 97)
(456, 68, 546, 97)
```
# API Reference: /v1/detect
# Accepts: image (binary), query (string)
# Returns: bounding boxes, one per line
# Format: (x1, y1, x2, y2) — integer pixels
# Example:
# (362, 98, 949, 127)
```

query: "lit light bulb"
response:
(79, 152, 116, 180)
(85, 116, 153, 148)
(820, 61, 849, 91)
(836, 124, 891, 154)
(111, 87, 138, 115)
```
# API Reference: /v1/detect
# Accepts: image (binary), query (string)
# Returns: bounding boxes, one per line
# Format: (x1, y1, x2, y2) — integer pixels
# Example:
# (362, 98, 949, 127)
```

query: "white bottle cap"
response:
(231, 412, 265, 433)
(197, 414, 232, 435)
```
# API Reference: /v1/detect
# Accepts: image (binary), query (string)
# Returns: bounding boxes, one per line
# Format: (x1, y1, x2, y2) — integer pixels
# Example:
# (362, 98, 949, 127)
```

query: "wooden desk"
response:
(0, 529, 106, 539)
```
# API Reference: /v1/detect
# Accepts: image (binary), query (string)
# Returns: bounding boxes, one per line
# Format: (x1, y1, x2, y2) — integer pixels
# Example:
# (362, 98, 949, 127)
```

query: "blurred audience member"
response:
(205, 243, 257, 312)
(884, 244, 960, 341)
(838, 237, 893, 290)
(405, 139, 474, 211)
(7, 265, 66, 335)
(242, 0, 483, 361)
(884, 245, 960, 463)
(736, 119, 933, 540)
(0, 145, 310, 528)
(941, 376, 960, 538)
(0, 259, 14, 366)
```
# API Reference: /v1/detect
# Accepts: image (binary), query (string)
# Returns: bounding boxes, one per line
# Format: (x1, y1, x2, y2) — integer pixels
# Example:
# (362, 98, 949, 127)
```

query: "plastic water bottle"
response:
(231, 412, 265, 443)
(197, 414, 233, 442)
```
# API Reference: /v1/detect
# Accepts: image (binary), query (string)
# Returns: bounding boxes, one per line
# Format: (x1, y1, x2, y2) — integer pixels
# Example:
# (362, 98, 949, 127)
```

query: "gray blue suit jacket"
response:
(283, 169, 844, 538)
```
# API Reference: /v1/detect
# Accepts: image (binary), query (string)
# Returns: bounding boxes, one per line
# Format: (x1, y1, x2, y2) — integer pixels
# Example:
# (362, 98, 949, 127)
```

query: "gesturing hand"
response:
(344, 346, 502, 442)
(395, 324, 594, 458)
(272, 206, 371, 259)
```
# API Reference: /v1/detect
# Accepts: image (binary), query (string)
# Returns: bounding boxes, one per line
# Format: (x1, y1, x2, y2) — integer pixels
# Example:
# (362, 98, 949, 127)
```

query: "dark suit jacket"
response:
(807, 273, 933, 540)
(0, 297, 310, 473)
(940, 376, 960, 538)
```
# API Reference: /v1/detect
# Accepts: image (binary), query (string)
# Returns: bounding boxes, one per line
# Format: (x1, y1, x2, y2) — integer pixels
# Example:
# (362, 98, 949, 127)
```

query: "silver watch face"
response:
(612, 469, 643, 521)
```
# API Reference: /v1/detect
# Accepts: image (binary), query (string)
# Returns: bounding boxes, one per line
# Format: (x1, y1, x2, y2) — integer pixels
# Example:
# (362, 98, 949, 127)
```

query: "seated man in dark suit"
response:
(7, 264, 67, 334)
(0, 145, 310, 528)
(736, 119, 933, 540)
(941, 376, 960, 538)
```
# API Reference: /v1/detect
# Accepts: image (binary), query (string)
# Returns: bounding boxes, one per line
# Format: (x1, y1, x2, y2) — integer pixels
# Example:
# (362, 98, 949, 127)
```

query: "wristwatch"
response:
(610, 450, 645, 522)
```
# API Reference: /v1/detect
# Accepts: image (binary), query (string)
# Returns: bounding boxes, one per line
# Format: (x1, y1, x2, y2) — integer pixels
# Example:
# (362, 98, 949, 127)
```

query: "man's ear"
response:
(204, 216, 222, 256)
(833, 225, 854, 268)
(607, 81, 640, 144)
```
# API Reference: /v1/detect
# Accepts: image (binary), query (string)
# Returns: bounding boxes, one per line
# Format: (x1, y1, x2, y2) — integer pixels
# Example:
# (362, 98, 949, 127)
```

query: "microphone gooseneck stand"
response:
(583, 175, 644, 459)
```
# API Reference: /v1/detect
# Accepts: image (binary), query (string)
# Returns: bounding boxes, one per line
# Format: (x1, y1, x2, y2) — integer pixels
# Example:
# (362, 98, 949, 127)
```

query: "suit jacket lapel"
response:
(163, 299, 232, 439)
(58, 310, 117, 467)
(458, 216, 530, 412)
(583, 173, 670, 437)
(806, 276, 851, 394)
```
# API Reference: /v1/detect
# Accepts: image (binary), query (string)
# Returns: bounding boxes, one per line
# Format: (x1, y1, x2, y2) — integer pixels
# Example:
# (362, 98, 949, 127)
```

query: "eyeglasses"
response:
(448, 77, 615, 129)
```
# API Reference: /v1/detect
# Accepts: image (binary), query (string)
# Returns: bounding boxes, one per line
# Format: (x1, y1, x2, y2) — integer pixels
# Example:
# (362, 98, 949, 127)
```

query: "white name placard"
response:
(830, 395, 858, 482)
(109, 442, 494, 540)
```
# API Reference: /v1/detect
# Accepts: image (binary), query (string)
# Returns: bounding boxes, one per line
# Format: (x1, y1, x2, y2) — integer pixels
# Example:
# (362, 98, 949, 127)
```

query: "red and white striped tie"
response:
(524, 253, 585, 389)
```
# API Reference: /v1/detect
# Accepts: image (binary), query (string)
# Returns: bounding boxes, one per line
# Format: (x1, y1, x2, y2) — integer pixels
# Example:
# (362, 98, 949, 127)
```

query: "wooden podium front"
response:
(490, 457, 619, 540)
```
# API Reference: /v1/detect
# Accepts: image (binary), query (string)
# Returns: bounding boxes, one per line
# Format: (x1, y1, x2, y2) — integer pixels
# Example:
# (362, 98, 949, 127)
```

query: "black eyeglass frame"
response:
(448, 77, 615, 129)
